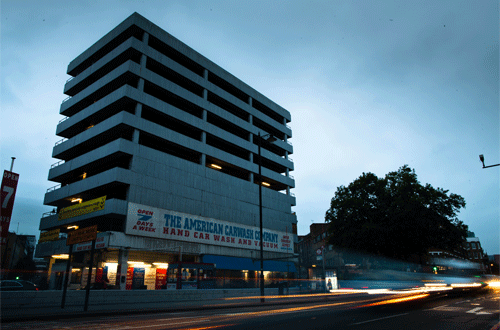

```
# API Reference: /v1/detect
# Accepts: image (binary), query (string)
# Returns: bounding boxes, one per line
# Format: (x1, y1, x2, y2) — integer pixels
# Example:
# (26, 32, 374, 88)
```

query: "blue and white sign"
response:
(126, 202, 293, 253)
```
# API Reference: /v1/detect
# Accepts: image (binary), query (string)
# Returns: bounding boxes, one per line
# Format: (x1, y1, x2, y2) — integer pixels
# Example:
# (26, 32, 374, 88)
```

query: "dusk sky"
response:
(1, 1, 499, 255)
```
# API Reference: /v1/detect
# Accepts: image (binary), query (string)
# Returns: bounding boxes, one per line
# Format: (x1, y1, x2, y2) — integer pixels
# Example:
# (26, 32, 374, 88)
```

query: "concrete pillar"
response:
(249, 172, 254, 182)
(137, 78, 145, 92)
(140, 54, 147, 68)
(201, 154, 206, 166)
(142, 32, 149, 44)
(203, 69, 208, 80)
(203, 89, 208, 100)
(248, 96, 252, 106)
(201, 131, 206, 143)
(202, 109, 207, 121)
(116, 249, 129, 290)
(248, 115, 253, 142)
(133, 102, 141, 143)
(135, 103, 142, 117)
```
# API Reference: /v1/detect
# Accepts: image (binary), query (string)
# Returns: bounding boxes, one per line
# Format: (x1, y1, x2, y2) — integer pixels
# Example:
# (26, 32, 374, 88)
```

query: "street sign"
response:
(1, 170, 20, 245)
(316, 248, 322, 255)
(39, 228, 61, 243)
(66, 225, 97, 245)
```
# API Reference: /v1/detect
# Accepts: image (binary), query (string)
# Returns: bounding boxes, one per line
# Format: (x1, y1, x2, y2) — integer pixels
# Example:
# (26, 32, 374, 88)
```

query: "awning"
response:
(202, 255, 296, 273)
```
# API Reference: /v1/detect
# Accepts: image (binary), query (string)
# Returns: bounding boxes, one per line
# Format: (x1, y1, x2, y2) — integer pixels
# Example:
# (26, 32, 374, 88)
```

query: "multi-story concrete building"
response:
(466, 232, 485, 271)
(35, 12, 296, 290)
(297, 224, 344, 279)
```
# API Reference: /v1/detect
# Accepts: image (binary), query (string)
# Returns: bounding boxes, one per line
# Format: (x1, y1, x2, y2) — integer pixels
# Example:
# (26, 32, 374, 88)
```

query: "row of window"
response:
(68, 25, 289, 129)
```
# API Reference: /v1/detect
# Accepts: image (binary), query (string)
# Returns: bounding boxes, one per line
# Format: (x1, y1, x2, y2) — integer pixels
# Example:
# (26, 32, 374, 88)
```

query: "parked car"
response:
(0, 280, 39, 291)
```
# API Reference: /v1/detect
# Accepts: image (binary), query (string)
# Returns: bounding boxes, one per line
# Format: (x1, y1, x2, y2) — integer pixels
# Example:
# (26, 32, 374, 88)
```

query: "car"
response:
(0, 280, 39, 291)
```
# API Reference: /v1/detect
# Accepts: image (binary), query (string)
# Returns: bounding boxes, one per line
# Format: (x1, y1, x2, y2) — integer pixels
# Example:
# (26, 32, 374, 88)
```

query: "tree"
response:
(325, 165, 468, 262)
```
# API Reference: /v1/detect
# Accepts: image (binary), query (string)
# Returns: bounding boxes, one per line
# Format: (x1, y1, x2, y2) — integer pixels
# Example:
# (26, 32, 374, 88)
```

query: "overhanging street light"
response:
(257, 132, 277, 303)
(479, 154, 500, 169)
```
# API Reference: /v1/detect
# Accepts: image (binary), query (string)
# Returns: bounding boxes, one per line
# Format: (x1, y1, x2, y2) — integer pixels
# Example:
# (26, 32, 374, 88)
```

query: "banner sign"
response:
(74, 235, 108, 252)
(58, 196, 106, 221)
(39, 228, 61, 244)
(1, 170, 20, 245)
(132, 267, 145, 289)
(126, 202, 294, 253)
(326, 271, 338, 291)
(66, 225, 97, 246)
(126, 267, 133, 290)
(155, 268, 167, 290)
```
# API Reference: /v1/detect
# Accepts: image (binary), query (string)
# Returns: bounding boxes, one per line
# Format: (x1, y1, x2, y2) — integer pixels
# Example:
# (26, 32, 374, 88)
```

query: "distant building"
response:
(466, 236, 485, 270)
(35, 13, 296, 290)
(1, 233, 36, 279)
(297, 223, 342, 281)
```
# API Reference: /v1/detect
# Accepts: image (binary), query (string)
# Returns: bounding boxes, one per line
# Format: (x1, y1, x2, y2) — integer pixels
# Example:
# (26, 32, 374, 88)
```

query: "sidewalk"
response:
(1, 290, 367, 322)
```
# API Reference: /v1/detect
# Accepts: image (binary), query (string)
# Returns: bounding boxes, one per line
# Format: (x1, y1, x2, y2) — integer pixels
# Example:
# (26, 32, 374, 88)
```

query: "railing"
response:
(46, 184, 61, 193)
(66, 76, 75, 83)
(62, 96, 71, 103)
(286, 140, 292, 146)
(288, 174, 294, 180)
(287, 157, 293, 163)
(50, 160, 65, 169)
(58, 116, 69, 124)
(54, 138, 68, 146)
(42, 210, 57, 218)
(286, 124, 291, 130)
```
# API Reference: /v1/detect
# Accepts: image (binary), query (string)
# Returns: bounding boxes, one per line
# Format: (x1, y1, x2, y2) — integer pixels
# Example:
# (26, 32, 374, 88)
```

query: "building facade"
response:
(1, 233, 36, 280)
(297, 224, 343, 280)
(35, 13, 296, 290)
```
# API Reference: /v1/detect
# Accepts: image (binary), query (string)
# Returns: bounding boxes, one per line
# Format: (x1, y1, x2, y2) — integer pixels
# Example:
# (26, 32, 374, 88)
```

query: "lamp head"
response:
(479, 154, 485, 167)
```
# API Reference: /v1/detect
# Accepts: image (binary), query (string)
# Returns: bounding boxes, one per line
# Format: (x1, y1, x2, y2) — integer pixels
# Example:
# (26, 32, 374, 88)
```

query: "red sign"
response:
(155, 268, 167, 290)
(1, 170, 20, 245)
(126, 267, 134, 290)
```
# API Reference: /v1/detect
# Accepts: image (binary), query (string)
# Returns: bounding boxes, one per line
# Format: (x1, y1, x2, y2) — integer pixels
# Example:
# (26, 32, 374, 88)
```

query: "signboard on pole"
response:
(1, 170, 20, 245)
(66, 225, 97, 246)
(39, 228, 61, 244)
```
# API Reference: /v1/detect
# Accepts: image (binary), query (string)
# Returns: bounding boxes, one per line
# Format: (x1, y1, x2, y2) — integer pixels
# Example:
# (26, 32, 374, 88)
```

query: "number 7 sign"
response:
(1, 170, 20, 245)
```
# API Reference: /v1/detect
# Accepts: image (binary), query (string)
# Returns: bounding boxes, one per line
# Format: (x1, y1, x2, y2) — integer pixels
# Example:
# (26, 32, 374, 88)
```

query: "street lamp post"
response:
(257, 132, 276, 303)
(479, 154, 500, 168)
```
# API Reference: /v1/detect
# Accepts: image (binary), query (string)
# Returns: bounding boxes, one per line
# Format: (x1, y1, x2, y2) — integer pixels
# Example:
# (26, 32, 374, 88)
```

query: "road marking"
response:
(350, 313, 409, 325)
(108, 319, 211, 330)
(467, 307, 492, 315)
(431, 306, 463, 312)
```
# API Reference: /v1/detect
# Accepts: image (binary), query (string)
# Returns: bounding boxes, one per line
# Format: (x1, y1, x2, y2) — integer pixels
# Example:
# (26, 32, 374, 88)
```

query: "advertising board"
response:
(125, 202, 293, 253)
(39, 228, 61, 244)
(1, 170, 20, 245)
(66, 225, 97, 246)
(58, 196, 106, 221)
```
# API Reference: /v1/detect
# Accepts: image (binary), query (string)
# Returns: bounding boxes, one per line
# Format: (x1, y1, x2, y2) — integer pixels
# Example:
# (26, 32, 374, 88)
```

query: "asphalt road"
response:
(3, 287, 498, 330)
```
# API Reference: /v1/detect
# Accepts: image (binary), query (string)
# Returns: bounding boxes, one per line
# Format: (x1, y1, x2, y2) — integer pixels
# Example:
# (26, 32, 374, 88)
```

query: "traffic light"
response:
(433, 266, 438, 274)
